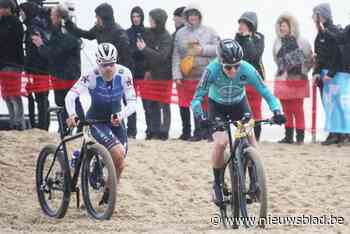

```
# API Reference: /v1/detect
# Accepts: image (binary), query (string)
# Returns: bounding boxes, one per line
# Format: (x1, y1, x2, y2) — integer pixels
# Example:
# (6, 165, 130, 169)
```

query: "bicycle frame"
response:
(224, 119, 253, 168)
(43, 110, 94, 201)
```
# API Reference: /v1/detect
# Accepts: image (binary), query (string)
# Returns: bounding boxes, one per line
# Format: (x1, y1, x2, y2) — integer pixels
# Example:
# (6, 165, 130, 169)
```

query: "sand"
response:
(0, 129, 349, 234)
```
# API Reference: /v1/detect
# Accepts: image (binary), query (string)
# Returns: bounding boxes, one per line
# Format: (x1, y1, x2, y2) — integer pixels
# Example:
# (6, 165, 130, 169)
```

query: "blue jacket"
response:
(192, 59, 281, 117)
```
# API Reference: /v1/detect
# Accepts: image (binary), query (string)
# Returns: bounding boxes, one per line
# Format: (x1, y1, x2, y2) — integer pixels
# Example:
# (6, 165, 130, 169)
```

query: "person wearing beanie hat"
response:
(235, 11, 265, 141)
(136, 8, 173, 140)
(173, 6, 185, 32)
(312, 3, 344, 145)
(173, 6, 185, 17)
(172, 6, 188, 140)
(65, 2, 133, 71)
(313, 3, 333, 24)
(312, 2, 339, 80)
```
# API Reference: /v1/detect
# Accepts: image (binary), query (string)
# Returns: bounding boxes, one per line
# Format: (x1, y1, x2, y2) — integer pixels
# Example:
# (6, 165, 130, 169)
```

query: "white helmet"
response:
(95, 43, 118, 65)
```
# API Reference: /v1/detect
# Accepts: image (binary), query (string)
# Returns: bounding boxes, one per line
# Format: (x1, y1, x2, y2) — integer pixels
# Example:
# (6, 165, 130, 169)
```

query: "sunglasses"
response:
(100, 62, 115, 68)
(222, 63, 240, 71)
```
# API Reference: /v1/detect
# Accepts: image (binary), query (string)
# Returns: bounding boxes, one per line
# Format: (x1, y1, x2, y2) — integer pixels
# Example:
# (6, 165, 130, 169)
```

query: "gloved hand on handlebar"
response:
(273, 110, 286, 125)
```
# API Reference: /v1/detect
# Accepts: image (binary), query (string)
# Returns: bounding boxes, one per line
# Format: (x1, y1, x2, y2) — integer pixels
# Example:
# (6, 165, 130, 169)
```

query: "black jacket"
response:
(235, 32, 265, 78)
(24, 18, 50, 74)
(325, 25, 350, 73)
(37, 27, 81, 80)
(65, 18, 133, 72)
(313, 22, 341, 77)
(126, 6, 146, 78)
(141, 9, 172, 80)
(20, 1, 49, 74)
(0, 14, 24, 70)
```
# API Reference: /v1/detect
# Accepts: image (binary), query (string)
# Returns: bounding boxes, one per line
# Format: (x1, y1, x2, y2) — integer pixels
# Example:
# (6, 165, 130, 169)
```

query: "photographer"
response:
(32, 4, 81, 135)
(19, 1, 50, 130)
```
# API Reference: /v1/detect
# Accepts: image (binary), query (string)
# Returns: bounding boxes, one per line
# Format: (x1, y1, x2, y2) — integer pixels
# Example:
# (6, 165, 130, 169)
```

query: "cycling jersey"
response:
(192, 58, 281, 117)
(65, 64, 137, 120)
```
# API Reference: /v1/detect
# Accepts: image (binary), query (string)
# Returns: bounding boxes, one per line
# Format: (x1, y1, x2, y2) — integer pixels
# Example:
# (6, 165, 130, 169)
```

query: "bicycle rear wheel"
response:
(36, 144, 70, 218)
(239, 146, 267, 228)
(81, 143, 117, 220)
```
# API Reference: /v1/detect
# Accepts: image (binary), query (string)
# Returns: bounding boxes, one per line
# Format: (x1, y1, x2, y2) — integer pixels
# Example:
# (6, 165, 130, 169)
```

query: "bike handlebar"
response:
(209, 116, 275, 132)
(74, 117, 111, 126)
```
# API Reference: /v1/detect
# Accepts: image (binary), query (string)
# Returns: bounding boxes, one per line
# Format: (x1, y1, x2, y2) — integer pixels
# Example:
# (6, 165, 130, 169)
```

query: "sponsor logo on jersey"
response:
(81, 75, 89, 84)
(126, 77, 132, 87)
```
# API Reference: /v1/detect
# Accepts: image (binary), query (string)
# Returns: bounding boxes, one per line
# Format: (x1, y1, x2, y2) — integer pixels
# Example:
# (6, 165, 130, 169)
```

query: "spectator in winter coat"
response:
(126, 6, 146, 139)
(316, 8, 350, 145)
(32, 4, 82, 135)
(0, 0, 25, 130)
(65, 3, 133, 70)
(273, 13, 313, 144)
(235, 11, 265, 141)
(173, 6, 186, 34)
(172, 3, 220, 141)
(322, 25, 350, 74)
(172, 6, 192, 140)
(312, 3, 343, 145)
(19, 1, 50, 130)
(137, 8, 172, 140)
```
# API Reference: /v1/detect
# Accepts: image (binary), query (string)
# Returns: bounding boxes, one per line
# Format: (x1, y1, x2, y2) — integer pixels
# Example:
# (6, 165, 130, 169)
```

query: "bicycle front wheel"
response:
(240, 146, 267, 228)
(36, 144, 70, 218)
(81, 143, 117, 220)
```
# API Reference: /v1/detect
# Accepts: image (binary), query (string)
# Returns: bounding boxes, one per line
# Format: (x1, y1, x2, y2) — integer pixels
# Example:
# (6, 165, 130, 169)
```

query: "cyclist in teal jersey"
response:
(191, 39, 286, 205)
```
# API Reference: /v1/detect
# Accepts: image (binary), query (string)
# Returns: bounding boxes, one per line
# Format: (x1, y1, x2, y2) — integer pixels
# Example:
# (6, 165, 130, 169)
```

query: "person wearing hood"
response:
(273, 13, 313, 144)
(136, 8, 172, 140)
(235, 11, 265, 141)
(65, 3, 133, 70)
(312, 3, 343, 145)
(0, 0, 25, 130)
(19, 1, 50, 130)
(125, 6, 146, 139)
(172, 3, 220, 141)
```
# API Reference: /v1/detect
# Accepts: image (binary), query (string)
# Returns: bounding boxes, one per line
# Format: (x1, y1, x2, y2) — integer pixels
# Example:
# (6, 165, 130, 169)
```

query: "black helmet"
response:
(216, 39, 243, 64)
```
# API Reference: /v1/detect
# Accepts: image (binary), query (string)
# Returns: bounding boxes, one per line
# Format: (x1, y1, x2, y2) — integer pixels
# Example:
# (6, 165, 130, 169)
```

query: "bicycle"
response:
(211, 114, 275, 229)
(36, 106, 117, 220)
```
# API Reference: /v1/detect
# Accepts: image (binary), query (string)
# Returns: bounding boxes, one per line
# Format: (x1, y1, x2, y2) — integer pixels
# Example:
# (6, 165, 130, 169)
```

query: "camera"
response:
(136, 32, 143, 40)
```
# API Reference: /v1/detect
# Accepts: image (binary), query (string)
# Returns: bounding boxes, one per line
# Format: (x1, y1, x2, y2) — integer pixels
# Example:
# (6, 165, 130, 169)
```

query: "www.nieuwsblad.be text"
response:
(210, 214, 345, 226)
